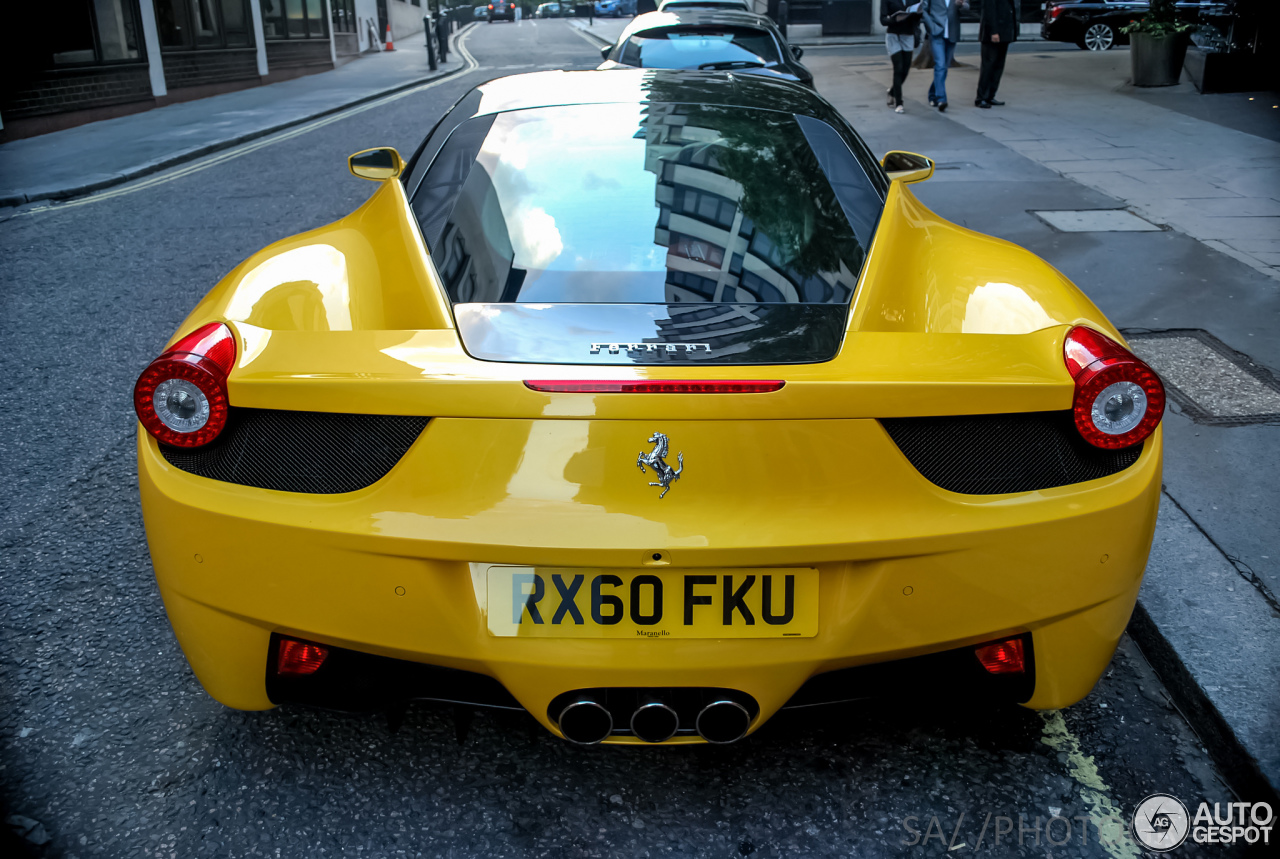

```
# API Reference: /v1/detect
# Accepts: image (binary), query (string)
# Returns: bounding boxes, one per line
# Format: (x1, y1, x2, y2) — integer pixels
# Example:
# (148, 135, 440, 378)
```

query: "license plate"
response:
(484, 566, 818, 638)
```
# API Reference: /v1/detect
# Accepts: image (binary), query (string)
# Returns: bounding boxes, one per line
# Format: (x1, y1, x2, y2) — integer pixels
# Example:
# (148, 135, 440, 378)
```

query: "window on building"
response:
(156, 0, 253, 49)
(262, 0, 331, 39)
(49, 0, 144, 66)
(332, 0, 357, 33)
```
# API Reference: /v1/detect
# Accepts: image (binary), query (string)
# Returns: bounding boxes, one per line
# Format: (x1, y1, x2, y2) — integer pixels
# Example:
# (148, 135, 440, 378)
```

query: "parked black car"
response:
(1041, 1, 1228, 51)
(598, 9, 813, 88)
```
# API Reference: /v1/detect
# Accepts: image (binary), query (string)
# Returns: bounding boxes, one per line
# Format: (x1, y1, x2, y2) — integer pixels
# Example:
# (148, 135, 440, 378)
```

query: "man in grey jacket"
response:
(923, 0, 967, 111)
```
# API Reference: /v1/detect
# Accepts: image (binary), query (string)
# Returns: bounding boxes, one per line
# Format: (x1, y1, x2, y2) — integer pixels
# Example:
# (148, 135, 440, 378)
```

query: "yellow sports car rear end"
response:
(135, 70, 1164, 745)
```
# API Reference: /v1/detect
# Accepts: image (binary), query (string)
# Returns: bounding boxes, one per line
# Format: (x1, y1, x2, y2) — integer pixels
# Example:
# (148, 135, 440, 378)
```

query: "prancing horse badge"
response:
(636, 432, 683, 499)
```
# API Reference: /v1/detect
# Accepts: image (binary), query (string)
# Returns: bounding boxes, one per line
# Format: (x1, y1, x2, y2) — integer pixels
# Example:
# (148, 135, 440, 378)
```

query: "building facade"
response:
(0, 0, 393, 140)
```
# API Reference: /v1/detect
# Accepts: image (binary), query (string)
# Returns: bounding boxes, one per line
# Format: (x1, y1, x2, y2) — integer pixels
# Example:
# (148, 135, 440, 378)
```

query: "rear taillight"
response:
(1063, 326, 1163, 450)
(524, 380, 784, 393)
(975, 638, 1025, 674)
(133, 322, 236, 448)
(276, 639, 329, 676)
(1048, 5, 1062, 20)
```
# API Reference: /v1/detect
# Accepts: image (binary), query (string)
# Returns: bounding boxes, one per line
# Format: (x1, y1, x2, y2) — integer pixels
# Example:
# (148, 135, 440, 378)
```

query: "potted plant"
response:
(1123, 0, 1193, 87)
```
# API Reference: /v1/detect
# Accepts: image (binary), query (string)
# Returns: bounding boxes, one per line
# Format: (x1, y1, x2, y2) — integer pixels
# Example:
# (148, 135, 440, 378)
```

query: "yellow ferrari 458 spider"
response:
(136, 69, 1164, 745)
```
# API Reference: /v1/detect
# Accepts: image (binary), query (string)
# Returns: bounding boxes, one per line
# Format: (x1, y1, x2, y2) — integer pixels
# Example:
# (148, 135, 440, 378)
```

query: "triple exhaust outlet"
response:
(557, 696, 751, 745)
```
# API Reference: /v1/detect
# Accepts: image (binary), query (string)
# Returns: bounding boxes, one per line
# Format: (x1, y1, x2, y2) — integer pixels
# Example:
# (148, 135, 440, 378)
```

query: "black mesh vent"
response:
(161, 408, 429, 494)
(881, 411, 1142, 495)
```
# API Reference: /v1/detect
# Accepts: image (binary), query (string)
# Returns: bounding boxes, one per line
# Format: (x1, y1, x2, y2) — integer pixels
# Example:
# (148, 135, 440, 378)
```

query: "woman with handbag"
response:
(881, 0, 922, 113)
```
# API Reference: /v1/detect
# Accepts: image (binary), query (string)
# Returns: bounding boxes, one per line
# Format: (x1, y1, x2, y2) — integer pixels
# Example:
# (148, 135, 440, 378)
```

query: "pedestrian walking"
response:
(881, 0, 923, 113)
(976, 0, 1017, 107)
(922, 0, 966, 111)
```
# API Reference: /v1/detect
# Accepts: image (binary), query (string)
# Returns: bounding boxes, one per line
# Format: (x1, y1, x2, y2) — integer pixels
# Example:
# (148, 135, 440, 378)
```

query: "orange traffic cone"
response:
(384, 23, 395, 51)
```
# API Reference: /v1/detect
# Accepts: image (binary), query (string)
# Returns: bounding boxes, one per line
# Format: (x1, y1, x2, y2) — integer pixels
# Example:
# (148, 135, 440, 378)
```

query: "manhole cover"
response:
(1032, 210, 1162, 232)
(1124, 329, 1280, 426)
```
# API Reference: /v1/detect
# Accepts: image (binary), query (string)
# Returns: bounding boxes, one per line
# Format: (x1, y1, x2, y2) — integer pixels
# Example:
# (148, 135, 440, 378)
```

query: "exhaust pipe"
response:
(696, 699, 751, 744)
(630, 699, 680, 743)
(558, 698, 613, 745)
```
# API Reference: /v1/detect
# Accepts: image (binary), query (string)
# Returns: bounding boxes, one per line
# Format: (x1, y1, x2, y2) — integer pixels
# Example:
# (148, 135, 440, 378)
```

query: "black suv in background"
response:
(1041, 1, 1228, 51)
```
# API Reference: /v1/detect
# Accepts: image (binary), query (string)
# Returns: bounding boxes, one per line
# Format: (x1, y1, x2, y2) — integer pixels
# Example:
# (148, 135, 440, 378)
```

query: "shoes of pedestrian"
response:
(887, 94, 896, 106)
(975, 99, 991, 109)
(937, 101, 947, 112)
(928, 97, 937, 107)
(988, 99, 1005, 106)
(895, 104, 905, 114)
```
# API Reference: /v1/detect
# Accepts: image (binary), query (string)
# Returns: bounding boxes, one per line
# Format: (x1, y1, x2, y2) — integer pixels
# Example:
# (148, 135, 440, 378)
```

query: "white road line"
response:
(15, 25, 481, 218)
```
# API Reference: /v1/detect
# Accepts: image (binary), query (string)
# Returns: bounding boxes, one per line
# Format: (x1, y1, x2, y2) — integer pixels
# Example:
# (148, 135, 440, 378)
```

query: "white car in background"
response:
(657, 0, 752, 11)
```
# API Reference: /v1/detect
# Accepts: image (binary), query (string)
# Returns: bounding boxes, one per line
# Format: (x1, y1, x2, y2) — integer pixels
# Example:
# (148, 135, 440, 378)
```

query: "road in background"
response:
(0, 21, 1257, 858)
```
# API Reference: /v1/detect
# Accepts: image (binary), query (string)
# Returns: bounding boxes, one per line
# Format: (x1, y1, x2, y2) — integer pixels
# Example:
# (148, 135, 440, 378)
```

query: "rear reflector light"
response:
(1063, 327, 1164, 450)
(277, 639, 329, 676)
(524, 380, 784, 393)
(134, 322, 237, 448)
(974, 638, 1026, 674)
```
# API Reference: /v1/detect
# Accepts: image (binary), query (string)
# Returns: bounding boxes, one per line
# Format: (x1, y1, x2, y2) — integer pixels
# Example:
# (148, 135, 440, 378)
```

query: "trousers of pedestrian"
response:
(889, 50, 912, 107)
(977, 40, 1010, 102)
(928, 37, 957, 105)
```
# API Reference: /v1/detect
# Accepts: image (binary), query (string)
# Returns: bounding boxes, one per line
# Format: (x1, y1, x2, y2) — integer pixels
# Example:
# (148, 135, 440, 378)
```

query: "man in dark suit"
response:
(922, 0, 967, 111)
(976, 0, 1018, 108)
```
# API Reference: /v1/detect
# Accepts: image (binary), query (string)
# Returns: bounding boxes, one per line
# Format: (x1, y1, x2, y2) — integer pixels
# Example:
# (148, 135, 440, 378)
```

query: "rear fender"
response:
(174, 180, 452, 344)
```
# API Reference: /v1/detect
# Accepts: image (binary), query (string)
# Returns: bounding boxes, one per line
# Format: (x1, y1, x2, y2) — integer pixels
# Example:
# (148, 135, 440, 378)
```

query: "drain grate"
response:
(1123, 329, 1280, 426)
(1032, 209, 1162, 232)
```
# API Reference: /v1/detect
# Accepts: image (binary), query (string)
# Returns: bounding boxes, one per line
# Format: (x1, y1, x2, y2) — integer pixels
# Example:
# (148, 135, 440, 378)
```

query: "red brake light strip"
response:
(523, 381, 784, 394)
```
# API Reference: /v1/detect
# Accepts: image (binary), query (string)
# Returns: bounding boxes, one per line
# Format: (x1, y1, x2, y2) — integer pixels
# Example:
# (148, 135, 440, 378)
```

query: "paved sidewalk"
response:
(566, 15, 629, 47)
(809, 50, 1280, 803)
(886, 49, 1280, 280)
(0, 26, 475, 208)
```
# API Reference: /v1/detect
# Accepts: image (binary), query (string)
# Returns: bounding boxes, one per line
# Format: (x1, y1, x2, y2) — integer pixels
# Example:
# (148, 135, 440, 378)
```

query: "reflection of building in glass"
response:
(636, 104, 856, 358)
(641, 103, 857, 306)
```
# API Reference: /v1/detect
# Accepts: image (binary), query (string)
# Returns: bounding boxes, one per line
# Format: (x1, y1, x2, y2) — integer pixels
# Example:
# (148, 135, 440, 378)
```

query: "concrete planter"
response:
(1130, 32, 1187, 87)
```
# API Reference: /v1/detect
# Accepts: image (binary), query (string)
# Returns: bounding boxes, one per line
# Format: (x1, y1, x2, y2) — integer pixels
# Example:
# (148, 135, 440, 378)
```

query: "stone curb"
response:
(1128, 495, 1280, 808)
(1128, 601, 1279, 807)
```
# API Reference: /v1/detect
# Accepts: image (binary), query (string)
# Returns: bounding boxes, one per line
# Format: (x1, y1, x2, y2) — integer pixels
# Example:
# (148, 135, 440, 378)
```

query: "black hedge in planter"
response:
(1123, 0, 1192, 87)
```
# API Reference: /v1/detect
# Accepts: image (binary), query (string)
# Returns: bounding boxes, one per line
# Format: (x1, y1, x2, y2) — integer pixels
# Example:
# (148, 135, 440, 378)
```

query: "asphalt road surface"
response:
(0, 21, 1249, 859)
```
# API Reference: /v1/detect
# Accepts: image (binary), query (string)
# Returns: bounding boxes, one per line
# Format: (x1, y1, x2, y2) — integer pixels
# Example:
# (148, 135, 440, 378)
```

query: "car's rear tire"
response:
(1078, 23, 1115, 51)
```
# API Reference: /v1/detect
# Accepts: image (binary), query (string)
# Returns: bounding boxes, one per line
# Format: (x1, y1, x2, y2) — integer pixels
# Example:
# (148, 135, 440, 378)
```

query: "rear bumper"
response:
(139, 418, 1162, 742)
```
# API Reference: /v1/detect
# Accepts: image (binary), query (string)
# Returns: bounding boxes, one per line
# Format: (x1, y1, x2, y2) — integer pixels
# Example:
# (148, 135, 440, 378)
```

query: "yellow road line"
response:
(15, 26, 480, 218)
(1039, 710, 1140, 859)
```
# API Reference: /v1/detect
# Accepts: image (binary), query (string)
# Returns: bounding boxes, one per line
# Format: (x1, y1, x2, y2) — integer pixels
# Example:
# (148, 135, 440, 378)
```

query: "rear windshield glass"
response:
(619, 28, 782, 69)
(411, 102, 883, 305)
